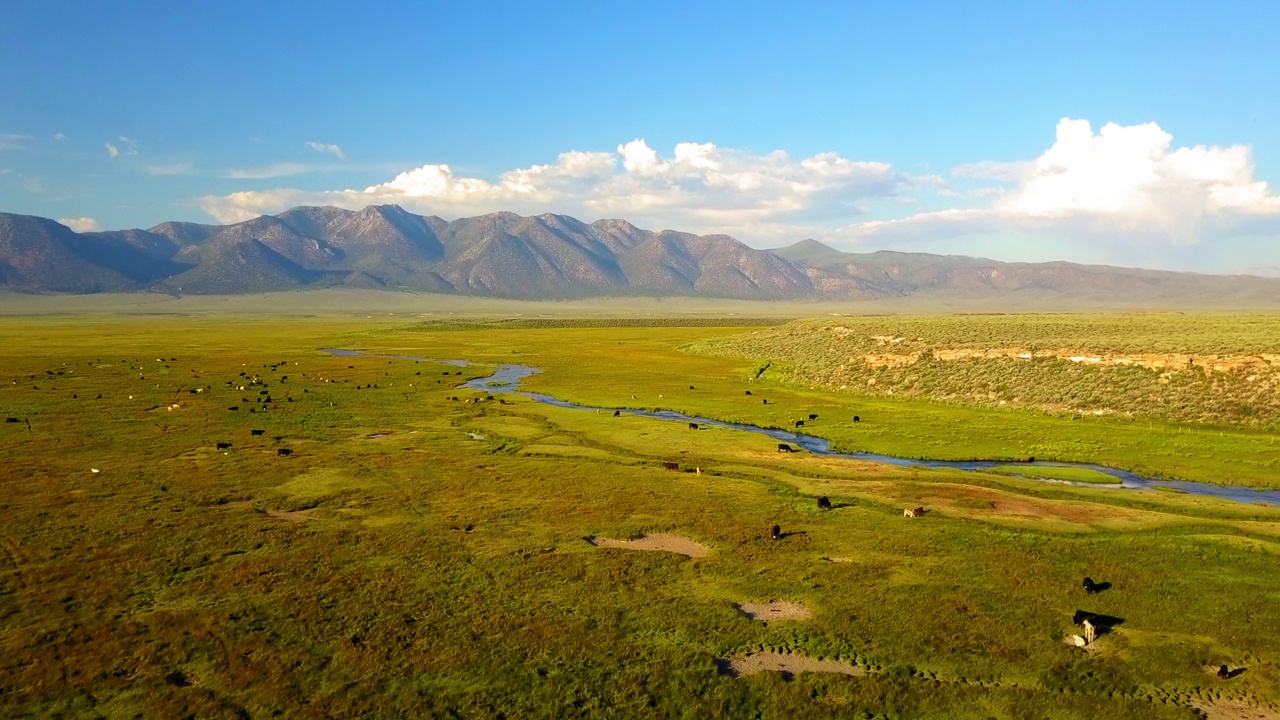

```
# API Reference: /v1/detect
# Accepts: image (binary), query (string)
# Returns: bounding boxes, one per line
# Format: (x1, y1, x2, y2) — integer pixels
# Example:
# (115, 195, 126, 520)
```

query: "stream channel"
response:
(323, 349, 1280, 507)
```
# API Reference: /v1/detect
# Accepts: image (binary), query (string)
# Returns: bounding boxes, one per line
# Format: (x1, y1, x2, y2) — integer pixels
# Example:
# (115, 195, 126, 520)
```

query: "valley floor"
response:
(0, 316, 1277, 718)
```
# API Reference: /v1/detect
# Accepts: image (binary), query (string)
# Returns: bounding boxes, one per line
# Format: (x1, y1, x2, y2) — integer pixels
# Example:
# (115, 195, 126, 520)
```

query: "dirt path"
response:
(737, 601, 812, 623)
(589, 533, 709, 558)
(1192, 699, 1280, 720)
(719, 651, 862, 679)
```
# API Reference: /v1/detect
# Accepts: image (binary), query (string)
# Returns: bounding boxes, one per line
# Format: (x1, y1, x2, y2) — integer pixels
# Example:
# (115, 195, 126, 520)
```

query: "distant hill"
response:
(1, 205, 1279, 306)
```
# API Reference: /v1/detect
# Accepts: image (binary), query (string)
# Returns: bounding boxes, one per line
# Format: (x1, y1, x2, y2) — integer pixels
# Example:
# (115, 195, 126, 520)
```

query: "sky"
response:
(2, 1, 1278, 273)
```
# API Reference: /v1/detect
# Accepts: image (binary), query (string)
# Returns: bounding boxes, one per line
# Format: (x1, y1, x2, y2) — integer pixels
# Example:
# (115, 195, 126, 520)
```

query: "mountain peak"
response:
(3, 206, 1280, 306)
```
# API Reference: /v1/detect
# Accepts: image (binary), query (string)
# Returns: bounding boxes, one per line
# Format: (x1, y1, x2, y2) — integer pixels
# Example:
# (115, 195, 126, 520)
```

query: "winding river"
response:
(323, 349, 1280, 507)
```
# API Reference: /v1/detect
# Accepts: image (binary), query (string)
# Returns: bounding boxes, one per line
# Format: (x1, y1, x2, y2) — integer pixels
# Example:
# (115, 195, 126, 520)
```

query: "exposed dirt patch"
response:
(737, 601, 811, 623)
(589, 533, 709, 558)
(1192, 698, 1280, 720)
(266, 509, 309, 523)
(365, 432, 393, 439)
(718, 651, 862, 679)
(821, 556, 853, 563)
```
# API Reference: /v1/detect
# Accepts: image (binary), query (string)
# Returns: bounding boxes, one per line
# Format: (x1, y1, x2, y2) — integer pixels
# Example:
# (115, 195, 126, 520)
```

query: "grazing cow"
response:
(903, 506, 925, 518)
(794, 420, 804, 428)
(216, 442, 232, 450)
(817, 496, 832, 510)
(745, 390, 752, 396)
(228, 406, 239, 411)
(662, 461, 679, 470)
(762, 399, 768, 404)
(688, 422, 699, 430)
(4, 417, 18, 423)
(853, 416, 860, 423)
(1028, 456, 1036, 463)
(1082, 577, 1097, 593)
(689, 385, 695, 390)
(251, 429, 265, 436)
(770, 524, 781, 540)
(613, 410, 621, 417)
(777, 443, 794, 453)
(277, 448, 293, 457)
(1218, 665, 1231, 679)
(809, 414, 818, 420)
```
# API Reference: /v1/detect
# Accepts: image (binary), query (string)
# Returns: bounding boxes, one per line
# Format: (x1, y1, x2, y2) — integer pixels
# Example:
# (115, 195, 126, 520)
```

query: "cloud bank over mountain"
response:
(198, 118, 1280, 271)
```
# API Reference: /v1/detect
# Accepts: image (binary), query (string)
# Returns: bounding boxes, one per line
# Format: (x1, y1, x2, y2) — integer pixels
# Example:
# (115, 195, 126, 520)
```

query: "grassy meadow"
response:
(1, 313, 1278, 719)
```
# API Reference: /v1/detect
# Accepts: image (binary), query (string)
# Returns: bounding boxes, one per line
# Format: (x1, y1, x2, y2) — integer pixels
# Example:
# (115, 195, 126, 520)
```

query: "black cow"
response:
(853, 415, 860, 423)
(251, 429, 265, 436)
(216, 442, 232, 450)
(777, 443, 793, 453)
(688, 422, 699, 430)
(1028, 456, 1036, 463)
(689, 385, 695, 390)
(817, 496, 832, 510)
(4, 417, 18, 423)
(228, 406, 239, 411)
(808, 413, 818, 420)
(745, 390, 752, 396)
(770, 524, 781, 540)
(1083, 577, 1097, 593)
(277, 448, 293, 456)
(794, 420, 804, 428)
(762, 399, 768, 404)
(613, 410, 621, 417)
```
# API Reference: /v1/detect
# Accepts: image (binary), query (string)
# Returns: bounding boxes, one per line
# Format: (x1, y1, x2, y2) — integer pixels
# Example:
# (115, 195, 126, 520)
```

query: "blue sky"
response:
(2, 1, 1278, 272)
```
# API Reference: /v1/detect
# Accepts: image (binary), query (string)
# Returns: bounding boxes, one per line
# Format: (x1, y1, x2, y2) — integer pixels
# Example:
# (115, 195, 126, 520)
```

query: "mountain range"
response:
(2, 205, 1278, 305)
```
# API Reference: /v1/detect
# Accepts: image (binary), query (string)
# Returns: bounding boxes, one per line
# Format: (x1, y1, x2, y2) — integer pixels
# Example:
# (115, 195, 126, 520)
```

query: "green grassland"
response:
(1, 315, 1278, 718)
(691, 314, 1280, 429)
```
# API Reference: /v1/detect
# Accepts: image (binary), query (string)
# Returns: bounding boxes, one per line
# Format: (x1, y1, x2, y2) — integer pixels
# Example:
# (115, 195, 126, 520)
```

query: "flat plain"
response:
(1, 311, 1278, 719)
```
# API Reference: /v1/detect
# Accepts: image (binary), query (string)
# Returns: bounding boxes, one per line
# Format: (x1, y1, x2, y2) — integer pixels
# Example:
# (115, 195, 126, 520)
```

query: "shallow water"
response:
(322, 349, 1280, 506)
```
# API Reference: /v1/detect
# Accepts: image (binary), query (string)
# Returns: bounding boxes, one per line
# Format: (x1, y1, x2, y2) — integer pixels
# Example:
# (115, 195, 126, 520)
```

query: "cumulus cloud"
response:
(194, 121, 1280, 269)
(52, 132, 66, 141)
(844, 118, 1280, 263)
(201, 140, 901, 236)
(59, 216, 101, 232)
(305, 141, 348, 161)
(106, 136, 138, 159)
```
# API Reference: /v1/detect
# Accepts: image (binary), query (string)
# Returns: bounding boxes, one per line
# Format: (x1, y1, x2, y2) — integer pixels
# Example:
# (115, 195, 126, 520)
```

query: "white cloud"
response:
(200, 140, 901, 234)
(145, 162, 194, 176)
(194, 121, 1280, 270)
(843, 118, 1280, 266)
(0, 133, 32, 151)
(106, 136, 138, 159)
(305, 141, 348, 161)
(59, 217, 101, 232)
(224, 162, 311, 179)
(52, 132, 66, 141)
